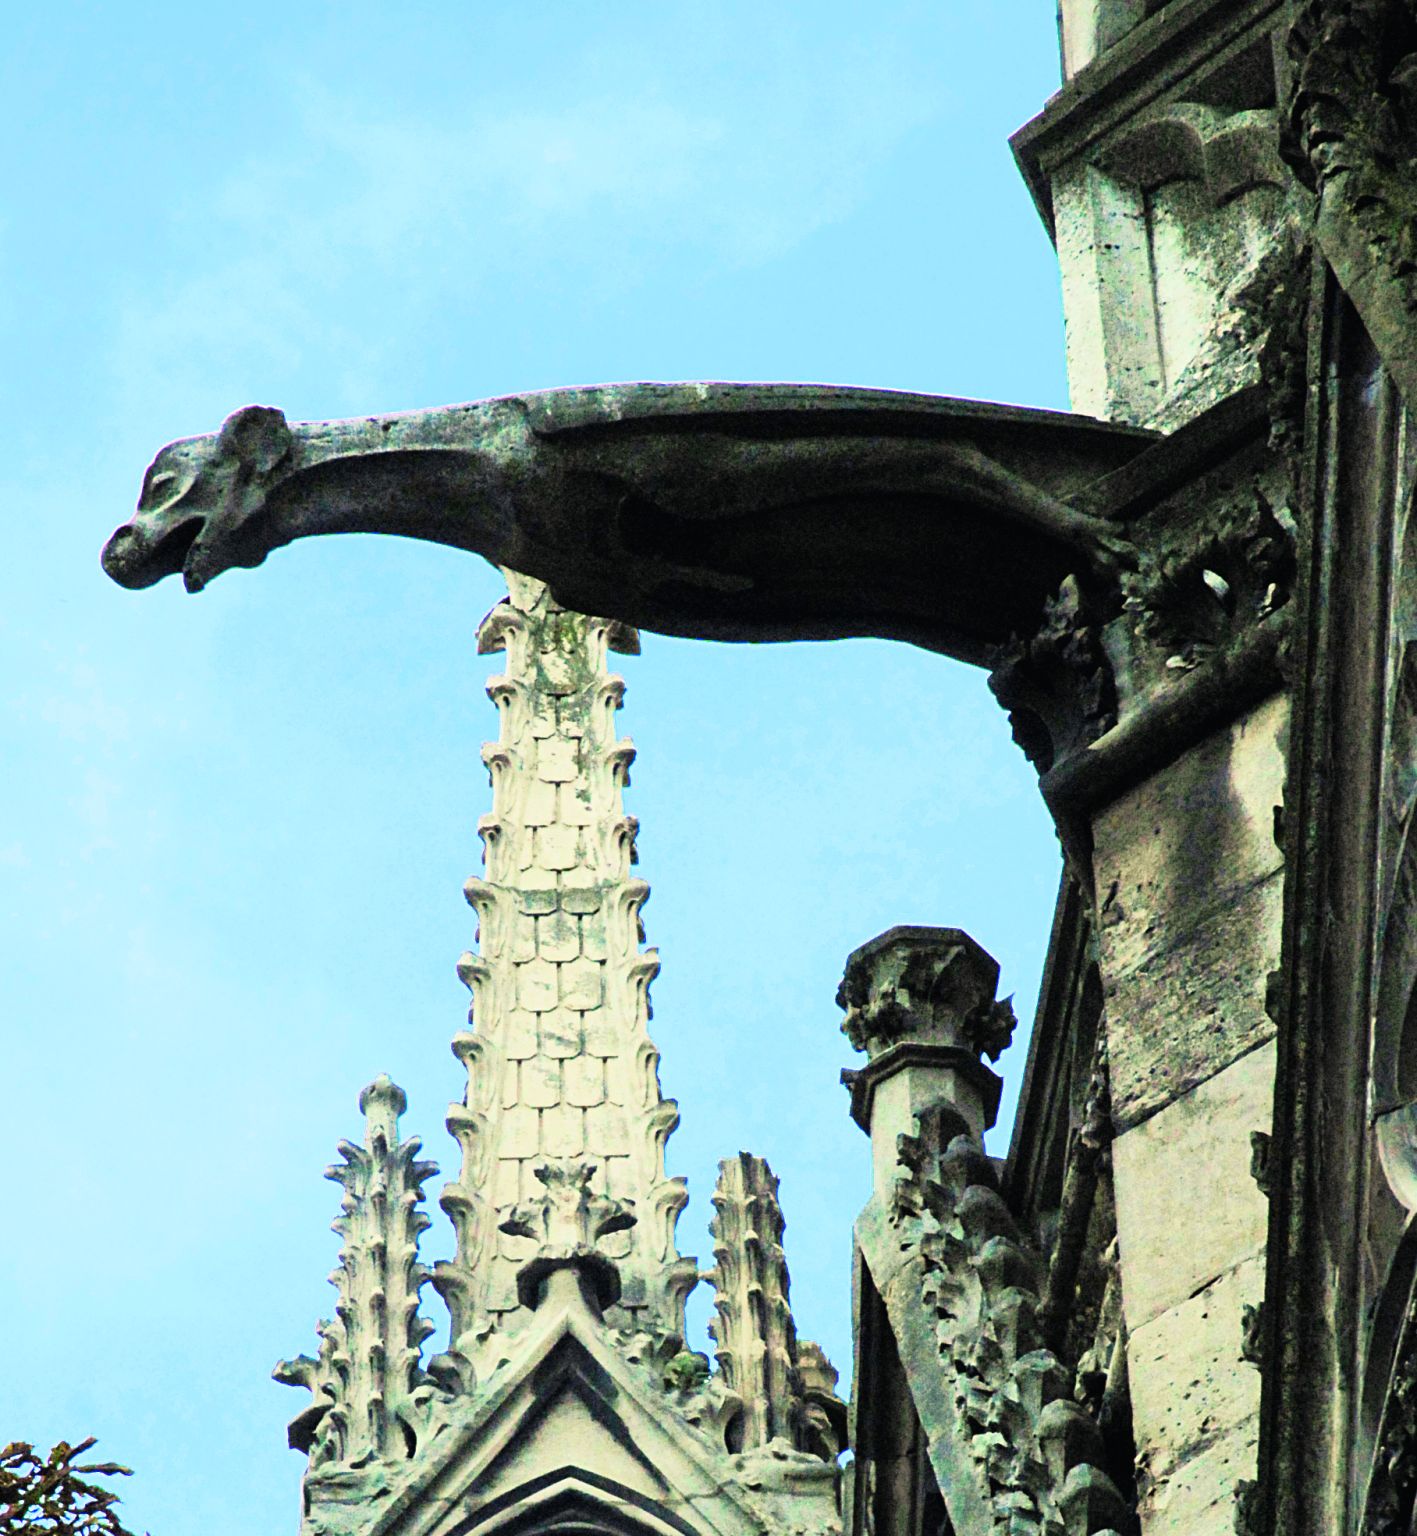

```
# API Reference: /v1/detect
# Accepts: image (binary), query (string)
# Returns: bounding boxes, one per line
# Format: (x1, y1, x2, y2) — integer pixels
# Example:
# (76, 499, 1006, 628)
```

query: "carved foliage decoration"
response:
(837, 925, 1012, 1060)
(1285, 0, 1417, 402)
(708, 1153, 805, 1453)
(892, 1105, 1135, 1536)
(988, 575, 1117, 773)
(274, 1076, 442, 1467)
(1120, 488, 1297, 677)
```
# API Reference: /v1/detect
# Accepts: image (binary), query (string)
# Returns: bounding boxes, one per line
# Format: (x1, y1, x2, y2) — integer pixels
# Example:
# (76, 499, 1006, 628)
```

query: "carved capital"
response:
(837, 925, 1008, 1057)
(839, 926, 1011, 1179)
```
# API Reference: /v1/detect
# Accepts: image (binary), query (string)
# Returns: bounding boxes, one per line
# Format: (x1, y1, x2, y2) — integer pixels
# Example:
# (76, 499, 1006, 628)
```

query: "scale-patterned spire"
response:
(434, 571, 696, 1362)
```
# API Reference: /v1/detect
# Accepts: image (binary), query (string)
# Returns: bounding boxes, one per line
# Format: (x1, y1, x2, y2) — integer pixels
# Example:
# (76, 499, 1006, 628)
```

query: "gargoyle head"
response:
(101, 405, 293, 592)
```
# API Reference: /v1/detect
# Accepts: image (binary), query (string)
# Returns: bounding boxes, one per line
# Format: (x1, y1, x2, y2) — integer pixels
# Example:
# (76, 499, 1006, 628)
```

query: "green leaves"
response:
(0, 1439, 141, 1536)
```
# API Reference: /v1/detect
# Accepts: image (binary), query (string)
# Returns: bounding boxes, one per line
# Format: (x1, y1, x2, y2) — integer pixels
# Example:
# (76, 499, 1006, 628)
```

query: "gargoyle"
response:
(102, 383, 1151, 662)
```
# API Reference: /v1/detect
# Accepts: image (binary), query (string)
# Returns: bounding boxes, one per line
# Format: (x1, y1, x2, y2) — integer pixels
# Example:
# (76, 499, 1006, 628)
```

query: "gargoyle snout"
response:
(101, 513, 207, 590)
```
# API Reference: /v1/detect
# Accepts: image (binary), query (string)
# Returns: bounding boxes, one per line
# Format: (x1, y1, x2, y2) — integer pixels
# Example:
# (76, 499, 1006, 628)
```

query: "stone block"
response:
(564, 1054, 605, 1108)
(1093, 696, 1286, 978)
(537, 908, 580, 962)
(1128, 1254, 1264, 1483)
(537, 824, 579, 871)
(510, 910, 537, 964)
(583, 1008, 617, 1058)
(581, 914, 608, 962)
(1137, 1422, 1258, 1536)
(502, 1011, 538, 1060)
(535, 737, 577, 782)
(1113, 1040, 1273, 1329)
(521, 1055, 561, 1110)
(500, 1103, 539, 1160)
(558, 781, 592, 826)
(539, 1009, 582, 1059)
(561, 956, 604, 1009)
(1106, 873, 1281, 1129)
(585, 1102, 628, 1156)
(517, 957, 558, 1013)
(519, 777, 556, 827)
(492, 1156, 520, 1208)
(543, 1102, 584, 1157)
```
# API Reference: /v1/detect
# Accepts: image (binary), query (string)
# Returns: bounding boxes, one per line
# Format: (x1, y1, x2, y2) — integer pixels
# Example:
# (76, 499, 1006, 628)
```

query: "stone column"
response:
(838, 925, 1014, 1200)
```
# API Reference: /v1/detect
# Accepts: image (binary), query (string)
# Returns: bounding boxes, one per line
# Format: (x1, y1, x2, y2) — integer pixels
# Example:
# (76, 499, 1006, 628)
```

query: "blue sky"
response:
(2, 5, 1068, 1532)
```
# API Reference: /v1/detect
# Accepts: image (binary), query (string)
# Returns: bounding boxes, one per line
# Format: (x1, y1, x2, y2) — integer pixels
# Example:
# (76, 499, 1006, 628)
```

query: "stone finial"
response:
(706, 1153, 843, 1463)
(708, 1153, 802, 1452)
(274, 1076, 441, 1465)
(498, 1159, 636, 1312)
(839, 926, 1014, 1197)
(435, 572, 695, 1364)
(796, 1340, 849, 1462)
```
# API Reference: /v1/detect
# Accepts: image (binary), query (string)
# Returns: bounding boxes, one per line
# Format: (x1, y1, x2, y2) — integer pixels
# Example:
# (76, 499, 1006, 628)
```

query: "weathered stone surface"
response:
(1112, 1041, 1274, 1330)
(1026, 43, 1300, 435)
(1093, 696, 1286, 977)
(1103, 877, 1281, 1129)
(1135, 1422, 1258, 1536)
(1127, 1254, 1265, 1484)
(1093, 696, 1286, 1128)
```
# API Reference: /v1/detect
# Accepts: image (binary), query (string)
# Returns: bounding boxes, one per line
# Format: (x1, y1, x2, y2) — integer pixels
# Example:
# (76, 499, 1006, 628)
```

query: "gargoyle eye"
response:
(140, 468, 179, 506)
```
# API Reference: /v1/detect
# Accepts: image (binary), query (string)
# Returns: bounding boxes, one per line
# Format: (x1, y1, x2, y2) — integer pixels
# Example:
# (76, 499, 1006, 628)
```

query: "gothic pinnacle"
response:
(433, 571, 696, 1364)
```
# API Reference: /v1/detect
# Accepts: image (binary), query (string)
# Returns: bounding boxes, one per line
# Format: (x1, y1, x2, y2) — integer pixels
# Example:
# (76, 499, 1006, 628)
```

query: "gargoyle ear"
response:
(217, 404, 292, 474)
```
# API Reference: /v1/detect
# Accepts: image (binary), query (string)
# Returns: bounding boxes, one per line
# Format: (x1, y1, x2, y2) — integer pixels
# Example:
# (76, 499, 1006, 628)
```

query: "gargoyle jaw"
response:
(101, 515, 206, 591)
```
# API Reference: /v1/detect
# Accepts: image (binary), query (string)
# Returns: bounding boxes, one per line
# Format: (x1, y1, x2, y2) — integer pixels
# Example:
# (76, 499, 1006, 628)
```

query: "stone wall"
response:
(1091, 694, 1286, 1532)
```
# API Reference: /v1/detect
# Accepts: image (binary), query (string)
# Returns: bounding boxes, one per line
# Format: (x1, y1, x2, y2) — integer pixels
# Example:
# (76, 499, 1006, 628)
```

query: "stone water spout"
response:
(102, 382, 1150, 662)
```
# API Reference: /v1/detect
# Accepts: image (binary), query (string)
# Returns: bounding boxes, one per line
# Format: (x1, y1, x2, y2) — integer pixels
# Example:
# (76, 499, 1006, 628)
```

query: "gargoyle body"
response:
(102, 382, 1151, 661)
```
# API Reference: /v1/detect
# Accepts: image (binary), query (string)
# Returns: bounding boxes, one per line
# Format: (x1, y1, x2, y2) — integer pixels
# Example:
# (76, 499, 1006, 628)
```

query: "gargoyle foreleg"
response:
(947, 442, 1138, 576)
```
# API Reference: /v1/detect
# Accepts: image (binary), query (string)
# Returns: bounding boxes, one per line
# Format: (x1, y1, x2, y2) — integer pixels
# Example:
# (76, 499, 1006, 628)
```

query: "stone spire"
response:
(708, 1153, 804, 1451)
(274, 1076, 440, 1465)
(707, 1153, 847, 1462)
(434, 571, 696, 1364)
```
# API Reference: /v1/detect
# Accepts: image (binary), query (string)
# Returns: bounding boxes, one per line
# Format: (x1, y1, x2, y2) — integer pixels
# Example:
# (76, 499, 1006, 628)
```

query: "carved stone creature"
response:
(100, 385, 1150, 664)
(1285, 0, 1417, 408)
(988, 574, 1118, 772)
